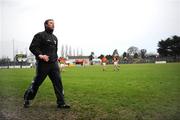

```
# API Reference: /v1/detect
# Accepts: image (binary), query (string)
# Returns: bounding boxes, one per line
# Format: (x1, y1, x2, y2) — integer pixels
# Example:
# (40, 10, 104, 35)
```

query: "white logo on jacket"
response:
(46, 39, 56, 45)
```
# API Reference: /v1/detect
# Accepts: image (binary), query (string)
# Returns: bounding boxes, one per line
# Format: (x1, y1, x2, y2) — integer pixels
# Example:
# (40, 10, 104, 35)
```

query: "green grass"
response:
(0, 63, 180, 120)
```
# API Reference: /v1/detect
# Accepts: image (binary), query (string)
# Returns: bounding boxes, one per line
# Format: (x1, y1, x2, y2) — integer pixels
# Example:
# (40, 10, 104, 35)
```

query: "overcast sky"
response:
(0, 0, 180, 59)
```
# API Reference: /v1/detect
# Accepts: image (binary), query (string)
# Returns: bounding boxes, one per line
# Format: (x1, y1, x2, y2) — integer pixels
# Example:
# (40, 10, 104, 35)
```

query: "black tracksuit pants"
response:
(24, 61, 65, 105)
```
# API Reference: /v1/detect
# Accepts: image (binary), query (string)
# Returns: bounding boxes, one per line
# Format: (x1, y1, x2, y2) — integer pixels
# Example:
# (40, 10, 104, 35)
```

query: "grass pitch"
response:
(0, 63, 180, 120)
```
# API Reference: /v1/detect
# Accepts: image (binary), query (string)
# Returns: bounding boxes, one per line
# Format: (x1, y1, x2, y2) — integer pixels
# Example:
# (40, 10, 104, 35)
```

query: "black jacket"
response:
(29, 30, 58, 63)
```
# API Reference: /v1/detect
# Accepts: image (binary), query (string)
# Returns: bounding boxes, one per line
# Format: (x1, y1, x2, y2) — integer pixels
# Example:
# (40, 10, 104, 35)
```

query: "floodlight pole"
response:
(13, 39, 15, 68)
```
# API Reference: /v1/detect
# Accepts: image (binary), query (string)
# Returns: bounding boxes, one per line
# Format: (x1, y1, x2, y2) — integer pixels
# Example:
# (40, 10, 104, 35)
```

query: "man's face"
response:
(46, 20, 54, 30)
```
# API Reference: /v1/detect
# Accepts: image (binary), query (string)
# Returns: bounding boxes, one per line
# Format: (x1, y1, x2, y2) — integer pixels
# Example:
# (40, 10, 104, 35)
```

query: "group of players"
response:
(101, 56, 120, 71)
(58, 56, 120, 72)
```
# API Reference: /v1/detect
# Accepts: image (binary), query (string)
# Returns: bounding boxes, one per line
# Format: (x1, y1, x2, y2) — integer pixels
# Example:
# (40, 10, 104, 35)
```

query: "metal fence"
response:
(120, 56, 180, 64)
(0, 61, 31, 68)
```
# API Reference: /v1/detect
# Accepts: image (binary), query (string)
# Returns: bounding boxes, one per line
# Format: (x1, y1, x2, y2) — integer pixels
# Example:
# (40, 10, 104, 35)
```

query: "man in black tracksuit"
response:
(24, 19, 70, 109)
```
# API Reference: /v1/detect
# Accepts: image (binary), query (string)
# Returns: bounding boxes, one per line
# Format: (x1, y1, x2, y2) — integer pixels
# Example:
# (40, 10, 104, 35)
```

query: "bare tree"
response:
(127, 46, 139, 56)
(65, 45, 68, 57)
(77, 48, 79, 56)
(73, 48, 75, 56)
(140, 49, 147, 59)
(61, 45, 64, 57)
(81, 48, 83, 56)
(69, 46, 72, 56)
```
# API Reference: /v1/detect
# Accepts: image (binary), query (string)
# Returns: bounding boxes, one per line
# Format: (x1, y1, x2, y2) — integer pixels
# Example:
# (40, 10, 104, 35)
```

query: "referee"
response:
(23, 19, 70, 109)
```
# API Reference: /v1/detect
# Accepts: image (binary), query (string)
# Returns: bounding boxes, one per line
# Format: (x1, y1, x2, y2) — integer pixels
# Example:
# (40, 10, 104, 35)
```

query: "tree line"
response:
(89, 35, 180, 63)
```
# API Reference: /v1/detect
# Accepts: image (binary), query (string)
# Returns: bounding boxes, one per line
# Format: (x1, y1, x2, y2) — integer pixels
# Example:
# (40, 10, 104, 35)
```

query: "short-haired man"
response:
(23, 19, 70, 109)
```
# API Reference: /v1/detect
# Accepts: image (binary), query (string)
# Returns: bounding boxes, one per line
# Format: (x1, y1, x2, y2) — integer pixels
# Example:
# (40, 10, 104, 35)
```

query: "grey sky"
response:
(0, 0, 180, 60)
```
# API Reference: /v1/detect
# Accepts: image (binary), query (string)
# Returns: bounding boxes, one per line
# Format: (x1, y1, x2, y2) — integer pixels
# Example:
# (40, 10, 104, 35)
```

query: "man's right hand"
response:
(38, 55, 49, 62)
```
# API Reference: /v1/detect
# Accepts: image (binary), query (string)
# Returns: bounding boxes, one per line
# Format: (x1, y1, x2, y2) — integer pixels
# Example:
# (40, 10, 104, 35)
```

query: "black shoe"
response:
(57, 104, 70, 109)
(24, 100, 30, 108)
